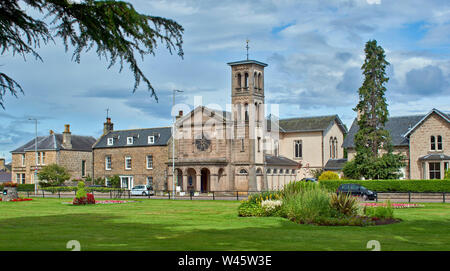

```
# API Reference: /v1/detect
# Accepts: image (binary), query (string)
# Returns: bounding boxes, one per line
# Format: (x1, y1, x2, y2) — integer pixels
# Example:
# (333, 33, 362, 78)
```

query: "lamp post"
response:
(172, 89, 183, 199)
(28, 118, 38, 194)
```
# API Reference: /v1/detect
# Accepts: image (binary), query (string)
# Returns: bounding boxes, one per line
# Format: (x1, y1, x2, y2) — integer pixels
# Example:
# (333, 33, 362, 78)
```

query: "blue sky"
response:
(1, 0, 450, 162)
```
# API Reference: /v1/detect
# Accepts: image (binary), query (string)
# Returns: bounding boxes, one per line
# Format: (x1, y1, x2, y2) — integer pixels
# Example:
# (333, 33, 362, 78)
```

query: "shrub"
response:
(247, 191, 281, 204)
(320, 179, 450, 192)
(364, 200, 394, 219)
(260, 200, 283, 216)
(281, 184, 332, 224)
(445, 169, 450, 180)
(38, 164, 71, 187)
(318, 171, 340, 181)
(75, 181, 87, 199)
(330, 193, 359, 217)
(238, 201, 264, 217)
(2, 182, 18, 187)
(310, 169, 324, 179)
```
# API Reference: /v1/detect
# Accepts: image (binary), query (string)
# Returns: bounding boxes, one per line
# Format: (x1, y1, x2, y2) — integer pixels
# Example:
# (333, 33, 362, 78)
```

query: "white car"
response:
(130, 185, 153, 196)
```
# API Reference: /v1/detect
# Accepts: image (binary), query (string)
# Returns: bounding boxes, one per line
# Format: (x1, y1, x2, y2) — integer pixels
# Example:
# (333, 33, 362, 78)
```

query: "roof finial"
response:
(106, 108, 110, 119)
(246, 39, 250, 60)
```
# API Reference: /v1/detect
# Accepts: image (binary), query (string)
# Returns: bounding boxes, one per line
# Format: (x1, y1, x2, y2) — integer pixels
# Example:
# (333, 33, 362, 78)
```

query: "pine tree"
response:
(344, 40, 405, 179)
(0, 0, 184, 108)
(354, 40, 390, 158)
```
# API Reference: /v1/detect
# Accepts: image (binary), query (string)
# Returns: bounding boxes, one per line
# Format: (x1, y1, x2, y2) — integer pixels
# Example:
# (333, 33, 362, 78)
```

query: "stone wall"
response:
(409, 113, 450, 179)
(93, 145, 169, 190)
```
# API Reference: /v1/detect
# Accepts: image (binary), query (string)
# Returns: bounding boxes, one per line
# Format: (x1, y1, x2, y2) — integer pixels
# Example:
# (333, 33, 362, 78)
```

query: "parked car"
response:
(130, 185, 154, 196)
(337, 183, 377, 201)
(301, 178, 318, 183)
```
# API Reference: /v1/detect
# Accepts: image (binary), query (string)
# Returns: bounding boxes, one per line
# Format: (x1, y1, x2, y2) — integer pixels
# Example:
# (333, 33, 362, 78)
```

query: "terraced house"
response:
(92, 118, 171, 190)
(10, 125, 96, 184)
(343, 108, 450, 179)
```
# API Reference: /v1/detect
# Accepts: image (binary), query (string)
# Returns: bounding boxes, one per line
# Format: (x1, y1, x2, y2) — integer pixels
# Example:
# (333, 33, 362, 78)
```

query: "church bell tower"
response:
(227, 59, 267, 191)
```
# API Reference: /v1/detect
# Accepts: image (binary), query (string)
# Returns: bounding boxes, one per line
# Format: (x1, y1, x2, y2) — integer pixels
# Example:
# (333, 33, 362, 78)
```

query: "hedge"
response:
(41, 186, 125, 193)
(319, 179, 450, 193)
(0, 184, 35, 191)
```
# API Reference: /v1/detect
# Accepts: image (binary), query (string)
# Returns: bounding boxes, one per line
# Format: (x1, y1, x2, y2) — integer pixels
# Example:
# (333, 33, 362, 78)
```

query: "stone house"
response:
(343, 108, 450, 179)
(10, 125, 96, 184)
(92, 118, 171, 190)
(0, 158, 11, 172)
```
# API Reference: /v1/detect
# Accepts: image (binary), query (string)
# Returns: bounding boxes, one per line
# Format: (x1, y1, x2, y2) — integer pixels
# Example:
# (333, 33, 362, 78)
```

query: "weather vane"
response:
(246, 39, 250, 60)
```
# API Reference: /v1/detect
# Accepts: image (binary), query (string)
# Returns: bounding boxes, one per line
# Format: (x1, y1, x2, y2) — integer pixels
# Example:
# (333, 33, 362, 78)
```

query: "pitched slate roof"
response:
(275, 115, 347, 134)
(11, 134, 96, 153)
(0, 172, 11, 183)
(324, 158, 348, 171)
(343, 109, 450, 149)
(265, 154, 299, 166)
(93, 127, 172, 149)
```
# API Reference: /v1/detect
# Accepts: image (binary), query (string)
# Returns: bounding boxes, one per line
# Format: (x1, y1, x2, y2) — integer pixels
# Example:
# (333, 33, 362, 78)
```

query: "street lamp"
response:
(172, 89, 183, 199)
(28, 118, 38, 194)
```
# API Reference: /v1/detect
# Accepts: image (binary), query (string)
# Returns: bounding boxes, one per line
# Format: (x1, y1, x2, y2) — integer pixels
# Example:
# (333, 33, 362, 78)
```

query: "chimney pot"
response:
(49, 130, 54, 135)
(64, 124, 70, 133)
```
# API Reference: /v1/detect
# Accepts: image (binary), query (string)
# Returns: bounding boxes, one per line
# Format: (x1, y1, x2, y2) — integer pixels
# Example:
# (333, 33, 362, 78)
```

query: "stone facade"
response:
(10, 125, 96, 184)
(409, 112, 450, 179)
(93, 144, 169, 190)
(344, 109, 450, 179)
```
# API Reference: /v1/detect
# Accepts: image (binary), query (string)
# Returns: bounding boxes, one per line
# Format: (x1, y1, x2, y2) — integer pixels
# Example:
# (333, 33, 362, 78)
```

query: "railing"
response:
(16, 189, 449, 203)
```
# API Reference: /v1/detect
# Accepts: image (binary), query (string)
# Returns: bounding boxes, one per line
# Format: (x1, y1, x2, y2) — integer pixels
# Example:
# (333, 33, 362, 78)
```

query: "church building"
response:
(167, 59, 347, 192)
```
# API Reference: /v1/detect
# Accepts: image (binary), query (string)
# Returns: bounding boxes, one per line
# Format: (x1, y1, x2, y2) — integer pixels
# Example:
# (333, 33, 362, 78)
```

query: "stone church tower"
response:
(227, 60, 267, 191)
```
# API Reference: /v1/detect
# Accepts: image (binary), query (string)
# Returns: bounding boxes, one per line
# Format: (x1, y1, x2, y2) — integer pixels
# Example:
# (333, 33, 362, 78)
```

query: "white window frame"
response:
(107, 138, 114, 146)
(127, 137, 133, 145)
(105, 155, 112, 170)
(125, 156, 132, 170)
(148, 136, 155, 144)
(146, 155, 153, 169)
(41, 152, 45, 165)
(21, 154, 25, 166)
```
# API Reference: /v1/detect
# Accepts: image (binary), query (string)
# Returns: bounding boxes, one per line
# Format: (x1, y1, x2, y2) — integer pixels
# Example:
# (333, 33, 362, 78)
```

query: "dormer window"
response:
(148, 136, 155, 144)
(107, 138, 113, 146)
(127, 137, 133, 145)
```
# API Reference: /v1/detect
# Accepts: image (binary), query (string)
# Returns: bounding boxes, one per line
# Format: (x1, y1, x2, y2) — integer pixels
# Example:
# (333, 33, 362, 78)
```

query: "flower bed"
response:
(95, 200, 135, 204)
(0, 198, 32, 202)
(360, 202, 424, 208)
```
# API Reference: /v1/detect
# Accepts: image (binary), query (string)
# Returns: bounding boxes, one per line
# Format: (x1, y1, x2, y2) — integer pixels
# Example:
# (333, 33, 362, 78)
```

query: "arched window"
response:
(253, 72, 257, 89)
(273, 169, 277, 174)
(431, 136, 436, 150)
(237, 73, 241, 89)
(258, 73, 262, 89)
(329, 137, 333, 158)
(334, 137, 338, 158)
(239, 169, 248, 175)
(256, 168, 262, 175)
(294, 140, 302, 158)
(244, 103, 249, 122)
(266, 168, 271, 174)
(279, 169, 284, 174)
(437, 135, 443, 150)
(292, 169, 296, 174)
(244, 73, 249, 89)
(236, 103, 242, 121)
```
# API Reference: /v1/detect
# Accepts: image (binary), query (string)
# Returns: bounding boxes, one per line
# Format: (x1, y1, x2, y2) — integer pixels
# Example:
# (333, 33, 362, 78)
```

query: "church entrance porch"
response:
(201, 168, 210, 193)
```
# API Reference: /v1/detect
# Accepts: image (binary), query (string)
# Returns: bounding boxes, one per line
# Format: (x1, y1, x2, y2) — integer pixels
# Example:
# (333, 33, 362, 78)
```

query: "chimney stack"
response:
(103, 117, 114, 134)
(0, 158, 5, 171)
(62, 124, 72, 149)
(49, 130, 54, 135)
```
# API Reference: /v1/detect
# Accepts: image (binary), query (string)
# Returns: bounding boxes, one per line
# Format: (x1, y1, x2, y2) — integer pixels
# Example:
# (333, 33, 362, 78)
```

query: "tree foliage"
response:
(37, 163, 71, 186)
(345, 40, 405, 180)
(0, 0, 184, 108)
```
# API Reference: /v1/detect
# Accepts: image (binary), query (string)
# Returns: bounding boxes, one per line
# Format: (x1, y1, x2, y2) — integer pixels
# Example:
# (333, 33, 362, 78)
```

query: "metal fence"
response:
(17, 189, 449, 203)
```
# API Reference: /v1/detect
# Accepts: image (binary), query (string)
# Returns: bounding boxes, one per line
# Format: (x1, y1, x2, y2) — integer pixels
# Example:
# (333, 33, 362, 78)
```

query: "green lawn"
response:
(0, 198, 449, 251)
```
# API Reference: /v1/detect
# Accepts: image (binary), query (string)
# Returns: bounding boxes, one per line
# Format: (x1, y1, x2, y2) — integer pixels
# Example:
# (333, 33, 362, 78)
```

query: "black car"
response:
(336, 183, 377, 201)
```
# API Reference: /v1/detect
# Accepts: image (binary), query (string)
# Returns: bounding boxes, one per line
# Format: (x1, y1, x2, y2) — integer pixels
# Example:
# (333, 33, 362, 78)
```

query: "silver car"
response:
(130, 185, 153, 196)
